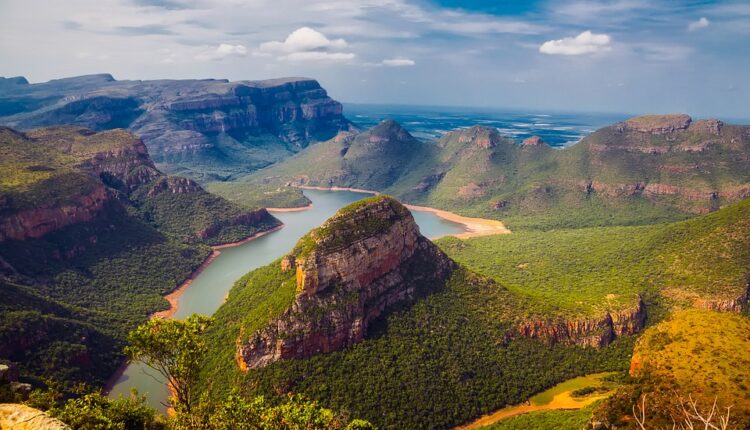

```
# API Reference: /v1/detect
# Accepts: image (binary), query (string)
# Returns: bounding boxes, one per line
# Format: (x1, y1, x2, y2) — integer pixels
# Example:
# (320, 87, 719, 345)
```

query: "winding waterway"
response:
(108, 189, 469, 410)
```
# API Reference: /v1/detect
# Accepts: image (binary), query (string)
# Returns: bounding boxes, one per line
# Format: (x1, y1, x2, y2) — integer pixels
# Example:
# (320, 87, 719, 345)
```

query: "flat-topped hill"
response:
(226, 195, 455, 369)
(0, 74, 354, 181)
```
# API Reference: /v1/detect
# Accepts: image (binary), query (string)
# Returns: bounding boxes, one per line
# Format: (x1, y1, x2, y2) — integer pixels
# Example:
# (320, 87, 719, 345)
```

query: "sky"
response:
(1, 0, 749, 119)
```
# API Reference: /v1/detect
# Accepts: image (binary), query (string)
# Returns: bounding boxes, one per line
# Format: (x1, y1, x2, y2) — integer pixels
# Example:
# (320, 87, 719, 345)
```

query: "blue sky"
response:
(1, 0, 749, 118)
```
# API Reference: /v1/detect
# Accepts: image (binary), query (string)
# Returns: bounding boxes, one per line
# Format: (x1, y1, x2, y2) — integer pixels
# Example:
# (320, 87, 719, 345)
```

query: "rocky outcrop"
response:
(147, 176, 202, 196)
(692, 285, 749, 312)
(195, 208, 273, 240)
(513, 297, 646, 347)
(618, 114, 692, 134)
(236, 196, 455, 369)
(0, 404, 69, 430)
(456, 125, 504, 148)
(689, 118, 723, 135)
(521, 135, 546, 146)
(0, 185, 114, 242)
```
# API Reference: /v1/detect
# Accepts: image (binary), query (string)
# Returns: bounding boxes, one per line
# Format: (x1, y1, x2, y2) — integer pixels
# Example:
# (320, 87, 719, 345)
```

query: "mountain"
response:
(235, 195, 455, 369)
(0, 74, 354, 181)
(0, 125, 279, 387)
(198, 191, 750, 429)
(198, 196, 637, 429)
(230, 115, 750, 230)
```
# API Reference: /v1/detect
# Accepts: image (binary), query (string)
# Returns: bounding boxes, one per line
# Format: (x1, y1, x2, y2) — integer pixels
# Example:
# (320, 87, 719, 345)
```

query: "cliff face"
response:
(0, 75, 353, 180)
(514, 297, 646, 348)
(0, 126, 279, 248)
(0, 185, 114, 242)
(236, 196, 455, 369)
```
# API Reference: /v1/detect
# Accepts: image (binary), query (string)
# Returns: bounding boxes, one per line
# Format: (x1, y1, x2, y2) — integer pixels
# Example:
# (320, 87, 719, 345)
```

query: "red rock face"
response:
(521, 135, 545, 146)
(513, 297, 646, 348)
(0, 185, 112, 242)
(237, 197, 455, 369)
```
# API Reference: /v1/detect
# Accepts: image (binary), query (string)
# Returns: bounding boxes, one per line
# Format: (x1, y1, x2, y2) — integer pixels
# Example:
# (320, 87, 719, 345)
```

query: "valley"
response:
(1, 75, 748, 430)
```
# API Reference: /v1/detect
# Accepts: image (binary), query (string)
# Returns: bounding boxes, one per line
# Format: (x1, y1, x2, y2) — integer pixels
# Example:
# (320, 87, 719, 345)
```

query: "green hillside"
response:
(224, 116, 750, 230)
(439, 195, 750, 318)
(0, 126, 279, 389)
(593, 309, 750, 429)
(198, 194, 750, 429)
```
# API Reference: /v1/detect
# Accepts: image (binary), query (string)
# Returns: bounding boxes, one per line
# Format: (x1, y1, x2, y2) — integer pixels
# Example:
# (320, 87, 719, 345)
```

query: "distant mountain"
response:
(232, 114, 750, 230)
(0, 74, 354, 181)
(0, 125, 279, 387)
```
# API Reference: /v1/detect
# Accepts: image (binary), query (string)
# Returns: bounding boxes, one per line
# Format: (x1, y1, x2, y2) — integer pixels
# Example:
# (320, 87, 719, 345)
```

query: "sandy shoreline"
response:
(295, 185, 510, 238)
(267, 204, 313, 212)
(103, 224, 284, 394)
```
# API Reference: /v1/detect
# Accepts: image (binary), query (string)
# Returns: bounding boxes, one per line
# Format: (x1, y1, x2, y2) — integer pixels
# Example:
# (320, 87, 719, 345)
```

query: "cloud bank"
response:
(539, 30, 612, 55)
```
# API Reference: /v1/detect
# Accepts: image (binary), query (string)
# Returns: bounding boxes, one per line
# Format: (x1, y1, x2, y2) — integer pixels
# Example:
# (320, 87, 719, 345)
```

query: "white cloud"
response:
(539, 30, 612, 56)
(382, 58, 415, 67)
(688, 17, 710, 31)
(259, 27, 354, 62)
(260, 27, 348, 53)
(195, 43, 247, 61)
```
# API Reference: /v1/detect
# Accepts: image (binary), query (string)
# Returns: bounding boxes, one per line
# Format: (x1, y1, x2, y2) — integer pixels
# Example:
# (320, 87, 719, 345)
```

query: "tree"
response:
(633, 393, 733, 430)
(125, 315, 212, 419)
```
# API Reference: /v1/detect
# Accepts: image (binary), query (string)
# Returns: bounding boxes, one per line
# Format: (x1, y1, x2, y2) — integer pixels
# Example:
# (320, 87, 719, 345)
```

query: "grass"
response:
(478, 405, 595, 430)
(202, 266, 635, 430)
(223, 118, 750, 230)
(437, 197, 750, 318)
(632, 310, 750, 417)
(207, 182, 311, 209)
(594, 309, 750, 429)
(529, 373, 614, 406)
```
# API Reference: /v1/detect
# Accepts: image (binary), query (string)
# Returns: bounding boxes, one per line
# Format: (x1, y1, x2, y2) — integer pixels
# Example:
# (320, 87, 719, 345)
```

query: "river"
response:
(108, 189, 469, 409)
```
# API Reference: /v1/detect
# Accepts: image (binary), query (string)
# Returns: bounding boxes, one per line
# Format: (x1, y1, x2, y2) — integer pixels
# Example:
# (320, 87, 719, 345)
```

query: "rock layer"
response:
(0, 75, 354, 179)
(513, 297, 646, 347)
(237, 196, 455, 369)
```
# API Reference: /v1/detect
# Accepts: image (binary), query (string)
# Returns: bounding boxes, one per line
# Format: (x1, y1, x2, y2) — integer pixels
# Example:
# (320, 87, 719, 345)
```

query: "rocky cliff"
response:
(236, 195, 455, 369)
(0, 126, 280, 249)
(0, 75, 354, 180)
(0, 404, 69, 430)
(513, 297, 647, 348)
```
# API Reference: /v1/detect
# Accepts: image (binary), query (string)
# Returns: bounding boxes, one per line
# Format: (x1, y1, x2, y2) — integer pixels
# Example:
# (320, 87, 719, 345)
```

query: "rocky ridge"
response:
(513, 297, 647, 347)
(0, 126, 278, 248)
(236, 195, 455, 369)
(0, 75, 354, 180)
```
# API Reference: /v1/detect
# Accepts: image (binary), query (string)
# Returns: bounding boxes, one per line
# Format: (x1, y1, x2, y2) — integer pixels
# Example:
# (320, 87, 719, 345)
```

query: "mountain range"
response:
(0, 74, 353, 181)
(1, 74, 749, 430)
(229, 114, 750, 230)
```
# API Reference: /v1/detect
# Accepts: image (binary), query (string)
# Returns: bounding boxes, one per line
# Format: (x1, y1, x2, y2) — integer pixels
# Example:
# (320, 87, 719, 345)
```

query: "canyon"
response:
(0, 75, 354, 180)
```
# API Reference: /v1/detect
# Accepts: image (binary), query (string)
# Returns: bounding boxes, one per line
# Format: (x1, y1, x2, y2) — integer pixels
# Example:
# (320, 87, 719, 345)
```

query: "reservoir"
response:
(109, 189, 468, 409)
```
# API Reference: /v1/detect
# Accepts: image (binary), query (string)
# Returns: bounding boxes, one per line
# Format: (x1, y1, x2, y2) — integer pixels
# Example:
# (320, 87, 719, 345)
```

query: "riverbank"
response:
(155, 225, 284, 318)
(267, 204, 313, 212)
(103, 224, 284, 394)
(295, 185, 510, 238)
(454, 373, 615, 429)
